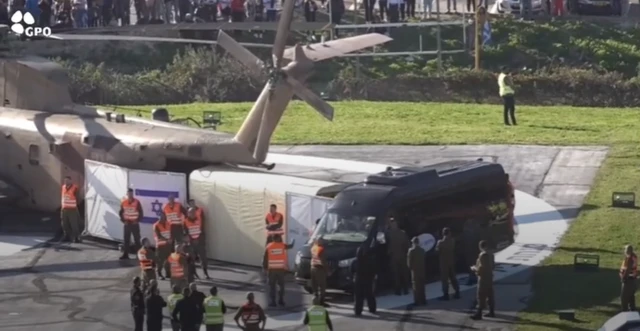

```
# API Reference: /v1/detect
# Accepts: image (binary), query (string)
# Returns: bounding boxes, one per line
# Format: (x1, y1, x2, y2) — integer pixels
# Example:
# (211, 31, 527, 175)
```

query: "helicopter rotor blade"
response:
(216, 30, 266, 77)
(285, 76, 334, 121)
(272, 0, 296, 68)
(46, 33, 274, 49)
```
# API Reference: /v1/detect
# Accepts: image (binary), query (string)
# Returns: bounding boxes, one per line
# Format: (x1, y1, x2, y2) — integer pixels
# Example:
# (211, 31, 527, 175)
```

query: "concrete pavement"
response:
(0, 145, 608, 331)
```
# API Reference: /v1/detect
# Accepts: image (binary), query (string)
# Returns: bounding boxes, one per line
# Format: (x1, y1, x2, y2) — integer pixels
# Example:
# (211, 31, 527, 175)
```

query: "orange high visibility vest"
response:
(266, 242, 287, 270)
(311, 244, 325, 267)
(164, 203, 183, 225)
(168, 253, 185, 278)
(61, 184, 78, 209)
(194, 207, 203, 220)
(266, 212, 284, 236)
(240, 303, 261, 325)
(153, 221, 172, 247)
(138, 247, 153, 270)
(621, 254, 638, 278)
(183, 217, 202, 240)
(121, 199, 141, 223)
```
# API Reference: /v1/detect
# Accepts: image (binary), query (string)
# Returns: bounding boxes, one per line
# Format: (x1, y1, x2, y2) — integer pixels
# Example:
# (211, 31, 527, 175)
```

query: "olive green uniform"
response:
(262, 242, 295, 305)
(388, 227, 410, 295)
(154, 225, 172, 278)
(620, 254, 638, 311)
(407, 245, 426, 305)
(475, 251, 495, 314)
(119, 201, 144, 254)
(61, 208, 81, 241)
(310, 247, 328, 304)
(436, 236, 460, 297)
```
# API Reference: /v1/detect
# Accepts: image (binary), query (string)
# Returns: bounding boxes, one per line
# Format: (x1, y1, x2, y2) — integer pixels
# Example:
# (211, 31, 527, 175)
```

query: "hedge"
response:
(49, 17, 640, 107)
(63, 48, 640, 107)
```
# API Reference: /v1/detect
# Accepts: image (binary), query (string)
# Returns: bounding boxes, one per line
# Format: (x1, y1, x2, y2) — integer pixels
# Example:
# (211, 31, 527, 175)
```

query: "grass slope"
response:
(119, 101, 640, 330)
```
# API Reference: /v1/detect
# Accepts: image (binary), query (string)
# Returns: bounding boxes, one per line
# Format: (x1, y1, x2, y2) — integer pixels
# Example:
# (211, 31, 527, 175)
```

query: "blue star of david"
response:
(151, 200, 163, 216)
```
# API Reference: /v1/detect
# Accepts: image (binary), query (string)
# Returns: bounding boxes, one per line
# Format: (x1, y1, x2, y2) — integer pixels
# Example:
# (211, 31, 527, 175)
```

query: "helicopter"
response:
(0, 5, 392, 213)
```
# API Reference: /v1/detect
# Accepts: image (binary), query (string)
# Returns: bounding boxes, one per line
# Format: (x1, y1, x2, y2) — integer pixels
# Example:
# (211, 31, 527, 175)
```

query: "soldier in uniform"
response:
(234, 292, 267, 331)
(470, 240, 495, 320)
(165, 243, 189, 291)
(153, 212, 172, 280)
(407, 236, 426, 306)
(387, 219, 410, 295)
(436, 227, 460, 300)
(353, 245, 377, 316)
(183, 206, 211, 279)
(163, 194, 188, 245)
(620, 244, 638, 311)
(181, 235, 200, 283)
(137, 238, 156, 290)
(310, 237, 329, 306)
(262, 234, 295, 306)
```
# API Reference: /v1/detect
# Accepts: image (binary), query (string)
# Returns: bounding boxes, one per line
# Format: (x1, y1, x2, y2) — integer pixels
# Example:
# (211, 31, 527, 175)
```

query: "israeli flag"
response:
(135, 189, 180, 224)
(482, 21, 492, 46)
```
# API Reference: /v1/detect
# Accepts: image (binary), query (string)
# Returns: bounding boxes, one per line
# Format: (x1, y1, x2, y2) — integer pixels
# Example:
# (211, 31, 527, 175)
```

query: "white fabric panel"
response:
(129, 169, 188, 246)
(285, 193, 333, 270)
(189, 166, 336, 267)
(84, 160, 129, 241)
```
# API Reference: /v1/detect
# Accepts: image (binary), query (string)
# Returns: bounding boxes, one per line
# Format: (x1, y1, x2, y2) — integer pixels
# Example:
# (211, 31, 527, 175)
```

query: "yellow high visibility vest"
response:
(307, 305, 328, 331)
(167, 293, 183, 312)
(498, 73, 515, 97)
(204, 296, 224, 325)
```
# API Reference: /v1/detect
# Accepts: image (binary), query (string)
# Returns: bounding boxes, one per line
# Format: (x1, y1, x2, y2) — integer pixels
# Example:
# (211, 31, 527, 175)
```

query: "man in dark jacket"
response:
(172, 287, 205, 331)
(131, 277, 145, 331)
(353, 244, 377, 316)
(145, 280, 166, 331)
(189, 282, 206, 327)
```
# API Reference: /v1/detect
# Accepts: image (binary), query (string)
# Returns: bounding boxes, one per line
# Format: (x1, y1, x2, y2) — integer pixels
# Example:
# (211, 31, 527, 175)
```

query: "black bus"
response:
(294, 160, 515, 294)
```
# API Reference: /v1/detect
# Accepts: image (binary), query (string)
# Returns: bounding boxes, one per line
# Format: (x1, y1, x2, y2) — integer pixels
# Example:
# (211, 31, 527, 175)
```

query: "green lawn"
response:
(117, 101, 640, 330)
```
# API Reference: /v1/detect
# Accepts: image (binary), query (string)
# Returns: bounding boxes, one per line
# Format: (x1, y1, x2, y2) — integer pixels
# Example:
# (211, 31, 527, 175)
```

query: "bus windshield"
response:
(310, 211, 375, 243)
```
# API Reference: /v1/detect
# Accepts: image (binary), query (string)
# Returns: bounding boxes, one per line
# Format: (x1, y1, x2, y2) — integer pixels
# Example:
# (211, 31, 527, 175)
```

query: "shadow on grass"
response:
(518, 263, 621, 330)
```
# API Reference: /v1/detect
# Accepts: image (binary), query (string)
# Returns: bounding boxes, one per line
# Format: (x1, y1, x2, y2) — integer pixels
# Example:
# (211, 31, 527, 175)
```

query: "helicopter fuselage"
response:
(0, 107, 258, 212)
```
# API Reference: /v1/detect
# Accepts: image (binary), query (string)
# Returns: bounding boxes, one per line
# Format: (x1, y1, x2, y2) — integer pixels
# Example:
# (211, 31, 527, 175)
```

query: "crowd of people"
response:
(0, 0, 347, 29)
(55, 170, 506, 330)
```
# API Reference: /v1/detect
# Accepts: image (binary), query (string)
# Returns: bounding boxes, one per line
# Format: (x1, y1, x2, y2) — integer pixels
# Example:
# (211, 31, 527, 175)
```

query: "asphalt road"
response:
(0, 145, 608, 331)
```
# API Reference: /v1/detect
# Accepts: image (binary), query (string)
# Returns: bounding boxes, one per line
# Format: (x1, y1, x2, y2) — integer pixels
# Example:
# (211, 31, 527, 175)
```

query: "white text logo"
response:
(10, 11, 52, 37)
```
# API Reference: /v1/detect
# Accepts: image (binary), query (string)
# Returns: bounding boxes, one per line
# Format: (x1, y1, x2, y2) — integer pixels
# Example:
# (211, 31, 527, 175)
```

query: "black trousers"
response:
(388, 4, 399, 22)
(467, 0, 475, 11)
(132, 310, 144, 331)
(405, 0, 415, 17)
(146, 318, 163, 331)
(379, 0, 387, 19)
(400, 3, 406, 19)
(354, 277, 377, 315)
(503, 95, 516, 125)
(364, 0, 376, 21)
